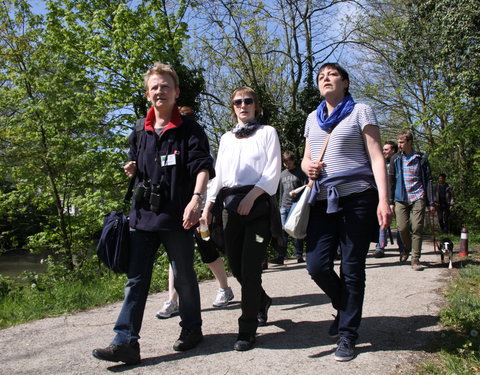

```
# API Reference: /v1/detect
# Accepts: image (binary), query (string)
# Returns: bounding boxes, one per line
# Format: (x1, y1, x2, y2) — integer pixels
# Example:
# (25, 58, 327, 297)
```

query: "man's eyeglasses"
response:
(233, 98, 254, 107)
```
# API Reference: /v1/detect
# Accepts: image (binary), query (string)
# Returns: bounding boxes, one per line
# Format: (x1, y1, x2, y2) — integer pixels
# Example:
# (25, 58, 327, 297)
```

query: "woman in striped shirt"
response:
(301, 63, 391, 362)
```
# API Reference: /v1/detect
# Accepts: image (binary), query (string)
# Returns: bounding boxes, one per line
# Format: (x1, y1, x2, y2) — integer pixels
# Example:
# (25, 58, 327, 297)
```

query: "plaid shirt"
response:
(402, 154, 424, 202)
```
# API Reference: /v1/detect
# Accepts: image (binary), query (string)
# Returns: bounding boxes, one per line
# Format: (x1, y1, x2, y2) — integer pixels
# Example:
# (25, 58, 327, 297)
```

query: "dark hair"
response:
(316, 62, 350, 96)
(229, 86, 262, 120)
(384, 141, 398, 153)
(439, 173, 446, 179)
(282, 151, 295, 162)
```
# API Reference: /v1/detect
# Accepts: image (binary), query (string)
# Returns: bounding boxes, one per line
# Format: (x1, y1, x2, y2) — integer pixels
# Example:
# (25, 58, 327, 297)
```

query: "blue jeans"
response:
(280, 205, 304, 258)
(112, 229, 201, 346)
(306, 189, 378, 342)
(376, 227, 405, 252)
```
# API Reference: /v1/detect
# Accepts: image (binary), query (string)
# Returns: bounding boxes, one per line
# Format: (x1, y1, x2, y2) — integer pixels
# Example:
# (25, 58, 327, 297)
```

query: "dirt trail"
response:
(1, 240, 451, 375)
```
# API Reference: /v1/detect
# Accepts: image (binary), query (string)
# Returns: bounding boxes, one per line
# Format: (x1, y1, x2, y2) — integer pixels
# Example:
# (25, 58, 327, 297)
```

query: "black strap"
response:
(123, 118, 145, 204)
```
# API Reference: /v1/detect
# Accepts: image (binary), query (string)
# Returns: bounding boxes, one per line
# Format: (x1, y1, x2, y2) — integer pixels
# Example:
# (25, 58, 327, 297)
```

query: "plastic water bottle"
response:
(199, 224, 210, 241)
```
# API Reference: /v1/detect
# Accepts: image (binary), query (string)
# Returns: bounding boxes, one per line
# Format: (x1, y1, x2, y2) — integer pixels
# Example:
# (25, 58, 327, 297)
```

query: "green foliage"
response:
(0, 0, 205, 276)
(441, 266, 480, 335)
(352, 0, 480, 229)
(418, 252, 480, 375)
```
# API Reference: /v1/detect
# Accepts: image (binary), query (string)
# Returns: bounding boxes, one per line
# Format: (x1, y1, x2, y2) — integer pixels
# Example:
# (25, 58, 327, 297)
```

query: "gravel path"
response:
(1, 239, 451, 375)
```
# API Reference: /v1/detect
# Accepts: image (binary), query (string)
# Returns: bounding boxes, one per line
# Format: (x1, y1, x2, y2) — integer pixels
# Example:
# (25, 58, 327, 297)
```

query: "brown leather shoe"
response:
(399, 251, 410, 262)
(411, 258, 423, 271)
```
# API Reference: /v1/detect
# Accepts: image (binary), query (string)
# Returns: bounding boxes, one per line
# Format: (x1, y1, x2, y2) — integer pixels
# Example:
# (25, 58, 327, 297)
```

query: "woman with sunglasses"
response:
(200, 87, 281, 351)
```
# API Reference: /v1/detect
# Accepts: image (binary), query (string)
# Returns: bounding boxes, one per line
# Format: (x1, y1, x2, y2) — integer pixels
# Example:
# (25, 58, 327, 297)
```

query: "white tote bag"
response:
(283, 184, 311, 239)
(283, 132, 332, 239)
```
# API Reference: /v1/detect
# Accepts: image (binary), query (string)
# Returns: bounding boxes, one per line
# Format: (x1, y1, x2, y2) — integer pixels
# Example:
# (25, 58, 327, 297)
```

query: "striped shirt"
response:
(304, 103, 378, 199)
(402, 153, 424, 202)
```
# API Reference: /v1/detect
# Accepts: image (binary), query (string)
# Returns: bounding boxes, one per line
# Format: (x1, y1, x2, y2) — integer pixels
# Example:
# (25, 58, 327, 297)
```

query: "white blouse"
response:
(207, 125, 281, 202)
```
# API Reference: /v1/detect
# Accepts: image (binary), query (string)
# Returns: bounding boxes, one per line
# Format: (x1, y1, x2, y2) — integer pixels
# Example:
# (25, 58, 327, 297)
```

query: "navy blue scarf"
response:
(232, 120, 261, 138)
(316, 94, 355, 132)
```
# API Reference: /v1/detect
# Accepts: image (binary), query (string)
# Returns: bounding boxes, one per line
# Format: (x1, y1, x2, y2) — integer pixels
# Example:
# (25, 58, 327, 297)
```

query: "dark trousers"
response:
(112, 229, 201, 346)
(437, 205, 450, 233)
(306, 189, 378, 342)
(223, 210, 271, 335)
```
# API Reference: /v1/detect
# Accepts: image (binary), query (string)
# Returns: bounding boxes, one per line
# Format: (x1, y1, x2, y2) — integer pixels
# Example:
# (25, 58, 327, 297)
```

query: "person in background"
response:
(201, 86, 282, 351)
(156, 235, 234, 318)
(92, 63, 215, 365)
(373, 141, 404, 257)
(270, 151, 308, 265)
(301, 62, 391, 362)
(389, 130, 435, 270)
(434, 173, 454, 234)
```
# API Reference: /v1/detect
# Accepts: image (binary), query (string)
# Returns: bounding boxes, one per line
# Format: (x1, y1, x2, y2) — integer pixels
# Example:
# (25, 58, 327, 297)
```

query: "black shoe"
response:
(261, 260, 268, 270)
(257, 295, 272, 326)
(328, 313, 340, 338)
(173, 327, 203, 351)
(92, 343, 141, 365)
(373, 249, 385, 258)
(297, 257, 305, 263)
(233, 333, 256, 351)
(270, 257, 284, 265)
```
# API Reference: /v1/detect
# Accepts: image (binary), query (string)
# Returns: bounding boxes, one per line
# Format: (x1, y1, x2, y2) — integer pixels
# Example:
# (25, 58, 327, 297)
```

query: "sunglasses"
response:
(233, 98, 254, 107)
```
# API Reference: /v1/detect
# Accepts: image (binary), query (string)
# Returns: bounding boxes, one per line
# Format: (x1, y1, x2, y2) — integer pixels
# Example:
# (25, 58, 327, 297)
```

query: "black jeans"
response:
(223, 210, 271, 335)
(306, 189, 378, 342)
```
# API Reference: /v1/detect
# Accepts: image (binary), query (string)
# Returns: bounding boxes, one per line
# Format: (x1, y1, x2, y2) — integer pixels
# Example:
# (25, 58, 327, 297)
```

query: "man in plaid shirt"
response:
(389, 130, 435, 270)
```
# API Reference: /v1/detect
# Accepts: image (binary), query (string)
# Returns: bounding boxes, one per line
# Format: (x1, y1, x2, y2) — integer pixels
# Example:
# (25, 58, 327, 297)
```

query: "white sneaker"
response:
(212, 287, 234, 307)
(155, 300, 179, 319)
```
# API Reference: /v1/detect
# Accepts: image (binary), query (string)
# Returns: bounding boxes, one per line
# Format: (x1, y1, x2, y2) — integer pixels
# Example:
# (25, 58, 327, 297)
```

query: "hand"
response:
(306, 161, 325, 180)
(182, 196, 202, 230)
(429, 205, 436, 214)
(237, 194, 256, 216)
(199, 211, 212, 226)
(378, 201, 393, 230)
(124, 161, 137, 178)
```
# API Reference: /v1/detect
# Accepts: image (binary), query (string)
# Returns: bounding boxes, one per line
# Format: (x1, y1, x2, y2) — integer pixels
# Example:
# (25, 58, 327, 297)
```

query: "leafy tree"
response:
(0, 0, 204, 275)
(186, 0, 355, 157)
(351, 0, 480, 228)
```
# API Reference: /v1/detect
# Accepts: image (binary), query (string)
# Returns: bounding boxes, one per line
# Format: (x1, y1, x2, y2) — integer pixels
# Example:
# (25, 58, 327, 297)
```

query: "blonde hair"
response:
(143, 62, 179, 90)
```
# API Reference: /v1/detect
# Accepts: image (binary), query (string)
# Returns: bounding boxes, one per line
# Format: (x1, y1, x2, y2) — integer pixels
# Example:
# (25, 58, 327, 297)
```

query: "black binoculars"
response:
(133, 180, 163, 213)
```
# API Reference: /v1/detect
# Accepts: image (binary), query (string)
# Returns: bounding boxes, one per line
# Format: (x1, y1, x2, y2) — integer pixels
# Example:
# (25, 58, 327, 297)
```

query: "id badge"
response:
(160, 154, 177, 167)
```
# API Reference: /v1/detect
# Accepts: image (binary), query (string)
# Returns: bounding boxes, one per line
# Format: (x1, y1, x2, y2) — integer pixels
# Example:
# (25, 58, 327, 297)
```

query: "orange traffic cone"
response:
(458, 228, 469, 258)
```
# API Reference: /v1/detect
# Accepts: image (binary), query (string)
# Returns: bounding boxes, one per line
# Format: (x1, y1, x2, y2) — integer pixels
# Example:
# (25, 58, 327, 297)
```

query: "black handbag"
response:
(96, 211, 130, 273)
(96, 178, 135, 274)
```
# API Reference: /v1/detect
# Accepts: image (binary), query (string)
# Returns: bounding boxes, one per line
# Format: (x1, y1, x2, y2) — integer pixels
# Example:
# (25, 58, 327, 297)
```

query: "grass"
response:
(413, 230, 480, 375)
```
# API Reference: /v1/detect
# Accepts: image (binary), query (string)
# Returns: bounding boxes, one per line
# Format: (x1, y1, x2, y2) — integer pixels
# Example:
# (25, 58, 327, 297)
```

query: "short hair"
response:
(384, 141, 398, 153)
(316, 62, 350, 96)
(144, 62, 179, 90)
(282, 151, 295, 162)
(229, 86, 262, 120)
(397, 130, 413, 142)
(439, 173, 446, 179)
